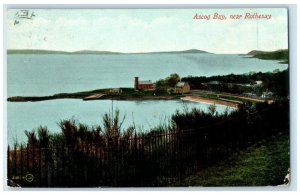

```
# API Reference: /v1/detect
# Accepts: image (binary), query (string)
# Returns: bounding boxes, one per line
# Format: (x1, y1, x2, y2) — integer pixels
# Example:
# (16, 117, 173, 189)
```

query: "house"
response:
(134, 77, 155, 90)
(261, 91, 273, 98)
(175, 82, 190, 94)
(251, 80, 264, 96)
(109, 88, 122, 94)
(255, 80, 263, 86)
(243, 92, 258, 97)
(207, 81, 221, 91)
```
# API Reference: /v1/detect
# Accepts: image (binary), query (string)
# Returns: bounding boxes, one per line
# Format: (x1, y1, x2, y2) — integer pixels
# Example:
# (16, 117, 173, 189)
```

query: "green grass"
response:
(180, 134, 289, 186)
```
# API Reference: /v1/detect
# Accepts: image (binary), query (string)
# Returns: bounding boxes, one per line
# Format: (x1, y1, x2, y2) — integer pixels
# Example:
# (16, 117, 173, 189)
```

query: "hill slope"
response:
(247, 49, 288, 63)
(7, 49, 211, 55)
(145, 49, 211, 54)
(180, 134, 289, 186)
(7, 49, 122, 55)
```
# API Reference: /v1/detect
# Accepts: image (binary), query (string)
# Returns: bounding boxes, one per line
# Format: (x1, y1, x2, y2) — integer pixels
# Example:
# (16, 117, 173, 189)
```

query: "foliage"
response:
(182, 70, 289, 97)
(208, 104, 217, 116)
(155, 73, 181, 89)
(25, 126, 49, 147)
(9, 100, 289, 187)
(253, 49, 288, 62)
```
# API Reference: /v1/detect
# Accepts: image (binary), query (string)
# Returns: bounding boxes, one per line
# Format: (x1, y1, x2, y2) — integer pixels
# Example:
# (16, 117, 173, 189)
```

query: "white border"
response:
(1, 0, 298, 194)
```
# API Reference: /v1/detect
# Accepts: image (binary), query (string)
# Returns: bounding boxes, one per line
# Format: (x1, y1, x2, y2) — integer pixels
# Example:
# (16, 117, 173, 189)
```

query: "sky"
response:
(6, 8, 288, 54)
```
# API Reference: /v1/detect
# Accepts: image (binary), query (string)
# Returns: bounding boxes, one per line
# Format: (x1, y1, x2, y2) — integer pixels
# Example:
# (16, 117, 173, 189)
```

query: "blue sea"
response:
(6, 53, 288, 145)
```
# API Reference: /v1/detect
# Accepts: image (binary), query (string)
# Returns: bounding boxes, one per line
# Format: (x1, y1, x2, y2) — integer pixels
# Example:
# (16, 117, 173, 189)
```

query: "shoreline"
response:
(7, 94, 239, 108)
(7, 89, 241, 108)
(7, 94, 179, 102)
(181, 96, 239, 108)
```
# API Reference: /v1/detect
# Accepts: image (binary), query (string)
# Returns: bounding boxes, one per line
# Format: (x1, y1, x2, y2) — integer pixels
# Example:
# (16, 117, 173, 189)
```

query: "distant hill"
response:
(247, 50, 268, 55)
(72, 50, 122, 55)
(143, 49, 211, 54)
(7, 49, 122, 55)
(7, 49, 211, 55)
(7, 49, 70, 54)
(247, 49, 288, 64)
(180, 49, 210, 53)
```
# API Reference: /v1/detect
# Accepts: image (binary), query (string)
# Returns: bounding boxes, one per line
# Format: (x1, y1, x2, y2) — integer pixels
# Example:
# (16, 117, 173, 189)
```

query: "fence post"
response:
(61, 143, 65, 187)
(14, 145, 17, 183)
(20, 145, 23, 187)
(50, 143, 55, 187)
(178, 129, 182, 182)
(44, 145, 49, 187)
(161, 131, 166, 185)
(155, 132, 160, 185)
(31, 144, 37, 187)
(39, 145, 42, 186)
(26, 144, 29, 178)
(133, 132, 138, 185)
(7, 146, 10, 183)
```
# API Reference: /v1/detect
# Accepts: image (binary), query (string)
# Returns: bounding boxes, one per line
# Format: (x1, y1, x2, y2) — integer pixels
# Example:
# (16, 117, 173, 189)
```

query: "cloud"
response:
(7, 9, 288, 53)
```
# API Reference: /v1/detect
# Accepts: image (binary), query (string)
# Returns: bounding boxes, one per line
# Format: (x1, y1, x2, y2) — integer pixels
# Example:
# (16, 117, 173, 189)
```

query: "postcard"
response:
(6, 7, 290, 188)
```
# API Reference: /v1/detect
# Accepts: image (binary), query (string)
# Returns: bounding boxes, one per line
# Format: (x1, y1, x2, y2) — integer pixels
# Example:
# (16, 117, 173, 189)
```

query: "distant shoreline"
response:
(7, 94, 179, 102)
(7, 89, 240, 109)
(7, 93, 239, 108)
(6, 49, 211, 55)
(7, 89, 180, 102)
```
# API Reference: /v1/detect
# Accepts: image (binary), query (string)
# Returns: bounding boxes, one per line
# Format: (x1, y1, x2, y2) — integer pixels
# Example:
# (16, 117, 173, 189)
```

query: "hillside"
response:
(180, 134, 289, 186)
(72, 50, 122, 54)
(7, 49, 211, 55)
(7, 49, 121, 55)
(247, 49, 288, 63)
(7, 49, 70, 54)
(247, 50, 268, 55)
(147, 49, 211, 54)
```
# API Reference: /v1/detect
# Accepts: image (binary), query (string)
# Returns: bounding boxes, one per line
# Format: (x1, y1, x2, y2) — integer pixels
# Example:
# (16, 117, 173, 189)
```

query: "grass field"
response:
(179, 133, 290, 186)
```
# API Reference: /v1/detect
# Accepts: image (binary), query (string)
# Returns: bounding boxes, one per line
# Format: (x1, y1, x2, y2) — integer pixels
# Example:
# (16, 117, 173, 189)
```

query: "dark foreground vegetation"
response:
(180, 134, 289, 186)
(7, 99, 289, 187)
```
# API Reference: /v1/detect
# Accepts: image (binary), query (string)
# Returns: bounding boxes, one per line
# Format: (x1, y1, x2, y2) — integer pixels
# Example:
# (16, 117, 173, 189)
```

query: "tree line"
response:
(181, 69, 289, 97)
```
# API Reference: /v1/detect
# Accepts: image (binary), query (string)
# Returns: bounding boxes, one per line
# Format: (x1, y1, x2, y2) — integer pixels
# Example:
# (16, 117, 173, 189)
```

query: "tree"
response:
(155, 73, 181, 91)
(25, 130, 38, 147)
(155, 79, 167, 89)
(167, 73, 180, 87)
(37, 126, 49, 148)
(102, 109, 125, 145)
(208, 104, 217, 116)
(58, 119, 78, 145)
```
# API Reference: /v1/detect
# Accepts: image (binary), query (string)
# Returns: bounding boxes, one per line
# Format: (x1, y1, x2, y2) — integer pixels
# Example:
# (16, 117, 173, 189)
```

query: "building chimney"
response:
(134, 77, 139, 90)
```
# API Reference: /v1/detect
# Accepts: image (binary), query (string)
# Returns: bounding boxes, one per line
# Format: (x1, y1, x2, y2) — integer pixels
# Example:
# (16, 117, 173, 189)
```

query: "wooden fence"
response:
(7, 104, 289, 187)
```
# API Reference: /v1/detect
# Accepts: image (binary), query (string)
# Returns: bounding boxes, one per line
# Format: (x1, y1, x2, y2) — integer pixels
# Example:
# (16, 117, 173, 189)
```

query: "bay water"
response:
(6, 53, 288, 145)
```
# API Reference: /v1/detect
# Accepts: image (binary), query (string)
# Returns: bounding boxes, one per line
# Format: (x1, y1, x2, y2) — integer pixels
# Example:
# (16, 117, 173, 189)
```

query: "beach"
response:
(181, 96, 239, 108)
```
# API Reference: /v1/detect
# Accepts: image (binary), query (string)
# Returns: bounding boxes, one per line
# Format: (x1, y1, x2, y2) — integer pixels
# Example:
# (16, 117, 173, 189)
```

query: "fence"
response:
(7, 104, 289, 187)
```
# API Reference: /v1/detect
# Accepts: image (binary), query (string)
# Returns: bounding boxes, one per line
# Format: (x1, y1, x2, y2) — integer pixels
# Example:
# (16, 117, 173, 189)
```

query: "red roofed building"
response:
(134, 77, 155, 90)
